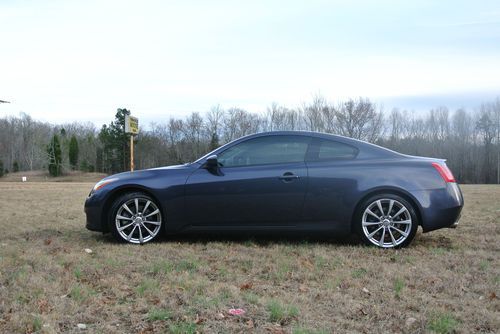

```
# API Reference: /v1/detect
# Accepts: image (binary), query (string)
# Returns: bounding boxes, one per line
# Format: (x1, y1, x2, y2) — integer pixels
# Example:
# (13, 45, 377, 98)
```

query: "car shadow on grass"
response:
(98, 231, 361, 247)
(97, 229, 454, 249)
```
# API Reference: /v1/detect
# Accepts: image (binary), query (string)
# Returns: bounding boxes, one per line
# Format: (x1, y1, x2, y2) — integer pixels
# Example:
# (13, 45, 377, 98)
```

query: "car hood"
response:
(100, 163, 196, 182)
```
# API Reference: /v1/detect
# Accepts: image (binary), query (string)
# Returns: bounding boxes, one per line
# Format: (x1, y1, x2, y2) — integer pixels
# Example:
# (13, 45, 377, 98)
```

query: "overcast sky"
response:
(1, 0, 499, 126)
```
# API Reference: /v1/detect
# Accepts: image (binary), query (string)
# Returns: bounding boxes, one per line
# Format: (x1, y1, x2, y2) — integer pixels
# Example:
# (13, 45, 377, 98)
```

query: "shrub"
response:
(13, 161, 19, 172)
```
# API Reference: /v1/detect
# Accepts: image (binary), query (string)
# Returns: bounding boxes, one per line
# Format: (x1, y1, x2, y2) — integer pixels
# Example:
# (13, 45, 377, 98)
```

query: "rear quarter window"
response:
(309, 139, 358, 161)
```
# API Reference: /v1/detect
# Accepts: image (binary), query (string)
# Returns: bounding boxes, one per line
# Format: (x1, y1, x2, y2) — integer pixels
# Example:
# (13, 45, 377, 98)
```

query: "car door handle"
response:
(279, 172, 300, 181)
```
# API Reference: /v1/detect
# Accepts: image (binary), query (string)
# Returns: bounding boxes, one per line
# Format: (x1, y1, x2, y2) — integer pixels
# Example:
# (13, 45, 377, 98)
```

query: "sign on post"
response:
(125, 115, 139, 171)
(125, 115, 139, 135)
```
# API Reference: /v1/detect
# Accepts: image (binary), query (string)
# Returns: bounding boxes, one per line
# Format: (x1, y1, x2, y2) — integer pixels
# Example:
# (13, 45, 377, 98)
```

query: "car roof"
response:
(196, 130, 403, 163)
(242, 130, 355, 142)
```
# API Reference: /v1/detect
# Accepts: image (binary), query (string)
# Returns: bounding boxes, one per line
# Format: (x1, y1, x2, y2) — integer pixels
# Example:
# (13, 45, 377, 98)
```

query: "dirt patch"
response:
(0, 184, 498, 333)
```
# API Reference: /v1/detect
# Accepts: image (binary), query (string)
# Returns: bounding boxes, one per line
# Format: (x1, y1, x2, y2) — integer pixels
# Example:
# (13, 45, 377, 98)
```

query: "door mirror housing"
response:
(202, 155, 223, 175)
(204, 155, 218, 168)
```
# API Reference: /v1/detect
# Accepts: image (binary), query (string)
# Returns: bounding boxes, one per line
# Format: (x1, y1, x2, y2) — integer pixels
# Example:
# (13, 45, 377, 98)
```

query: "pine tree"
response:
(0, 161, 4, 177)
(69, 135, 79, 170)
(47, 134, 62, 176)
(98, 108, 131, 173)
(13, 161, 19, 172)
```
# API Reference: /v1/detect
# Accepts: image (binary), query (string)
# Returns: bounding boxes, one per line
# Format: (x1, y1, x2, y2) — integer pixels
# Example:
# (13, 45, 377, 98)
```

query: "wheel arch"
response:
(101, 185, 164, 233)
(350, 187, 423, 233)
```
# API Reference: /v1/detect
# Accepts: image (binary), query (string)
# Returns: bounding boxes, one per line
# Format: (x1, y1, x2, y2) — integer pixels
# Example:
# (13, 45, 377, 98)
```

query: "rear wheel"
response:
(109, 192, 163, 244)
(356, 194, 418, 248)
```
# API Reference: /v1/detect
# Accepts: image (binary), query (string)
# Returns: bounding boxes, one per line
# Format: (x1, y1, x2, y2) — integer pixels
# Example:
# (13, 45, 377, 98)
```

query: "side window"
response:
(218, 136, 310, 167)
(311, 139, 358, 161)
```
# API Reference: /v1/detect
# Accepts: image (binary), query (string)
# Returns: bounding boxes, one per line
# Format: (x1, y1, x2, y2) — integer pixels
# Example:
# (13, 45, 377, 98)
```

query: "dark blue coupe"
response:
(85, 131, 463, 248)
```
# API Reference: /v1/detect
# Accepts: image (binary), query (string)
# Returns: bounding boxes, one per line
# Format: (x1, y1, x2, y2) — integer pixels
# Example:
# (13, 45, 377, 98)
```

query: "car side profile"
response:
(84, 131, 463, 248)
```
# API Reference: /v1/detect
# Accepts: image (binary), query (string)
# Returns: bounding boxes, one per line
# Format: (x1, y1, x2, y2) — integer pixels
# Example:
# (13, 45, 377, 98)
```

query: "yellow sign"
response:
(125, 115, 139, 134)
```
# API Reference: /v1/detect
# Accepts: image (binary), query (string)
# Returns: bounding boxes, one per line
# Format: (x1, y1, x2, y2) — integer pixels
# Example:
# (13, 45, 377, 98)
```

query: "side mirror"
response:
(205, 155, 218, 168)
(203, 155, 223, 175)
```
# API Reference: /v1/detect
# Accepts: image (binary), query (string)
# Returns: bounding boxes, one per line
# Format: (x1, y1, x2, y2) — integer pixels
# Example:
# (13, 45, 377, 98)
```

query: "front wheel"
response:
(356, 194, 418, 248)
(109, 192, 163, 244)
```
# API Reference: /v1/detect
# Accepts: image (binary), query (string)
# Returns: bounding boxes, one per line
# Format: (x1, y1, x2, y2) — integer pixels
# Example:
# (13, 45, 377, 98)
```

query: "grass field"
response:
(0, 171, 106, 183)
(0, 183, 498, 333)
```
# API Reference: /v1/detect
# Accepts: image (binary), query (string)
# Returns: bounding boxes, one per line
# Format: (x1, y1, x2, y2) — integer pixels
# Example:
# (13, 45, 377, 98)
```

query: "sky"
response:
(1, 0, 500, 126)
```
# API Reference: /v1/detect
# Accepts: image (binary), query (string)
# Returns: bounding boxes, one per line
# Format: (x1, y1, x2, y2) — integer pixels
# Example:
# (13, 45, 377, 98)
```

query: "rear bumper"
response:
(415, 183, 464, 233)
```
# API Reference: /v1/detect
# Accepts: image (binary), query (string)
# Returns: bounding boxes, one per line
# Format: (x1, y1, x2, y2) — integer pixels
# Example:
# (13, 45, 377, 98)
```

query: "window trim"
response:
(216, 135, 312, 168)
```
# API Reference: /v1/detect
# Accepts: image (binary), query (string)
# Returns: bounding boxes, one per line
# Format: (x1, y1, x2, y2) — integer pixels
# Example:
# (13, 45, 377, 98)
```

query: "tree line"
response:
(0, 96, 499, 183)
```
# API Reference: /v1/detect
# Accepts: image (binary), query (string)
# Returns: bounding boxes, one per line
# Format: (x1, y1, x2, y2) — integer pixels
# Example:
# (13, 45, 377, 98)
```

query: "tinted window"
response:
(312, 139, 358, 161)
(218, 136, 310, 167)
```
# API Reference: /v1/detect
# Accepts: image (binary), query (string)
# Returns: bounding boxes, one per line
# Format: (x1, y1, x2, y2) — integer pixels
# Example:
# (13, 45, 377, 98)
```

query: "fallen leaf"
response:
(44, 238, 52, 245)
(265, 326, 286, 334)
(194, 314, 205, 324)
(240, 282, 253, 290)
(37, 299, 50, 313)
(139, 326, 154, 334)
(84, 248, 92, 254)
(301, 259, 314, 269)
(299, 285, 308, 292)
(405, 317, 417, 328)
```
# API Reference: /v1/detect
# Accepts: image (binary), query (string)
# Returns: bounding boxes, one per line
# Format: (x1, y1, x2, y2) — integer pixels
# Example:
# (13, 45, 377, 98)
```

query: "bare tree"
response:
(334, 98, 383, 142)
(2, 96, 500, 184)
(303, 95, 327, 132)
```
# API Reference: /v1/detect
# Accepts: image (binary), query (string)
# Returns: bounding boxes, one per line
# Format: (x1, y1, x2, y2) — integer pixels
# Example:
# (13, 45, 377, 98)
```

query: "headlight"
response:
(92, 178, 119, 192)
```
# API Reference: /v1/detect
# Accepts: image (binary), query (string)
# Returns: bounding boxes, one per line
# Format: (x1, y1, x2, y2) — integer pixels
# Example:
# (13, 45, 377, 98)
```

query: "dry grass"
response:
(0, 183, 498, 333)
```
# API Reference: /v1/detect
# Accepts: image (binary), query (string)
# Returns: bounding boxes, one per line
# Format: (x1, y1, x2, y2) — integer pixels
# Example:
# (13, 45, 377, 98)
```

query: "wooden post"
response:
(130, 135, 134, 171)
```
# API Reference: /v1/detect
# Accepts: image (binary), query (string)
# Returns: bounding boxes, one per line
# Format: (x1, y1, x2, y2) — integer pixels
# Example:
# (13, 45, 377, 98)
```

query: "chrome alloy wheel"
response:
(361, 199, 412, 248)
(115, 198, 162, 244)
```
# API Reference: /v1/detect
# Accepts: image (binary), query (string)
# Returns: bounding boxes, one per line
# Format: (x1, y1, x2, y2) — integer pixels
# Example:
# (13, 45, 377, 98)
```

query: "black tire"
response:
(355, 193, 418, 248)
(108, 192, 163, 244)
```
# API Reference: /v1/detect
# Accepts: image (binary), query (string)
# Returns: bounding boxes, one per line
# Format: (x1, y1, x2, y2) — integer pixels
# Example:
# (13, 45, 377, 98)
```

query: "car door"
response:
(302, 138, 360, 230)
(184, 135, 311, 228)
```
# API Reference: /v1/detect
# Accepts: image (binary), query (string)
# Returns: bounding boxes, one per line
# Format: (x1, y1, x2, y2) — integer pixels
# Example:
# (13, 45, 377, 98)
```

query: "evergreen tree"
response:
(95, 146, 103, 173)
(13, 161, 19, 172)
(0, 161, 4, 177)
(69, 135, 79, 170)
(98, 108, 131, 173)
(47, 134, 62, 176)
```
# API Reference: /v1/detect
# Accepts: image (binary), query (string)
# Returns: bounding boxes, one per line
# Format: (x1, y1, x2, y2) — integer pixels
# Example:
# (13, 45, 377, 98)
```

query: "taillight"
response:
(432, 162, 456, 183)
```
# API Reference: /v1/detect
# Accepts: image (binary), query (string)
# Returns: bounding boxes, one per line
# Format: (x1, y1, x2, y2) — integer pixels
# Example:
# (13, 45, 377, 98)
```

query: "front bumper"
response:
(84, 193, 106, 232)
